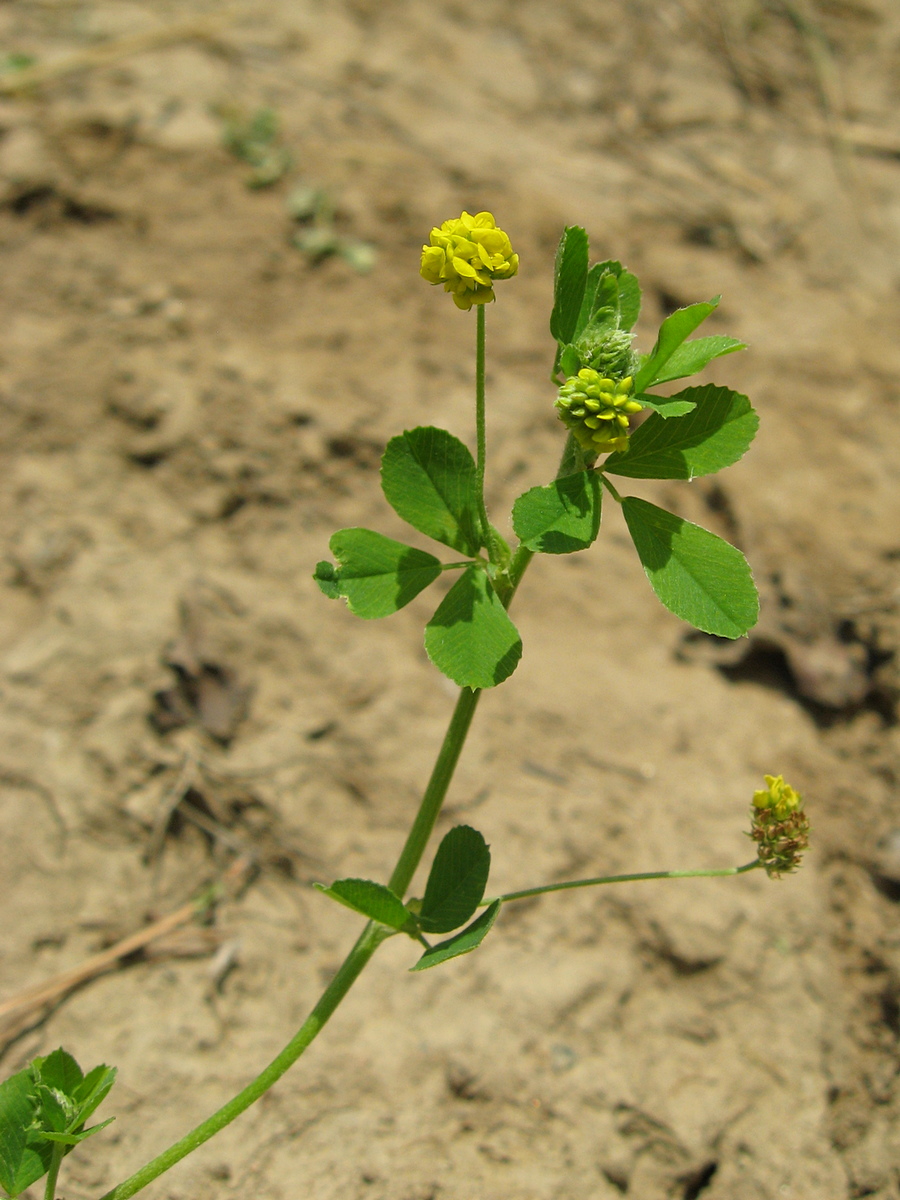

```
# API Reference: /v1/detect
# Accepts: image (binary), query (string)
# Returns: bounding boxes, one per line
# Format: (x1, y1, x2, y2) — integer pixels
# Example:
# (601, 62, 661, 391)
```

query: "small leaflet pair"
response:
(316, 825, 499, 972)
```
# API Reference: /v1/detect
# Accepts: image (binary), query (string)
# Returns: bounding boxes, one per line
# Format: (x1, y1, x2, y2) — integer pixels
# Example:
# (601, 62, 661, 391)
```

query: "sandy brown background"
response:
(2, 1, 900, 1197)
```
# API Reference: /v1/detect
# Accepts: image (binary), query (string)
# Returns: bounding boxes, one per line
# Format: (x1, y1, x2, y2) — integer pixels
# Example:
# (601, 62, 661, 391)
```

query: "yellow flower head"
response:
(749, 774, 809, 877)
(752, 774, 802, 821)
(555, 369, 643, 456)
(420, 211, 518, 310)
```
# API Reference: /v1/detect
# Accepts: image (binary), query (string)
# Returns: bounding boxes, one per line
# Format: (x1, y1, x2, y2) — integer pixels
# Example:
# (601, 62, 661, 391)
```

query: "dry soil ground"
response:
(2, 2, 900, 1198)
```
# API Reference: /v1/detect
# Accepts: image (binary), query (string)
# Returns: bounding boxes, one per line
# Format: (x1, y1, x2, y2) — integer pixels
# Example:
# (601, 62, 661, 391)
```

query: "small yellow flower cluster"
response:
(555, 369, 643, 455)
(750, 775, 809, 877)
(420, 211, 518, 310)
(753, 774, 802, 820)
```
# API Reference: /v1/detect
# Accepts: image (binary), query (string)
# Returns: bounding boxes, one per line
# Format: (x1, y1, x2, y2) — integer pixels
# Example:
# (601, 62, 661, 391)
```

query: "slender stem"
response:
(488, 860, 762, 906)
(474, 305, 495, 560)
(98, 922, 390, 1200)
(99, 683, 488, 1199)
(599, 473, 623, 504)
(94, 391, 571, 1200)
(389, 685, 482, 897)
(44, 1143, 64, 1200)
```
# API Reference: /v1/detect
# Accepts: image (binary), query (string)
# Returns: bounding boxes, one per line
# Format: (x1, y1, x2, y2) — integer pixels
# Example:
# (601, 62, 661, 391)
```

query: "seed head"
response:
(420, 211, 518, 310)
(555, 368, 643, 455)
(749, 775, 810, 877)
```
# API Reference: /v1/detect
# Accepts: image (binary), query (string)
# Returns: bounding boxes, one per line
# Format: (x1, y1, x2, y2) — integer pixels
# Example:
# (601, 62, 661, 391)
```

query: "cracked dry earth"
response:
(2, 1, 900, 1198)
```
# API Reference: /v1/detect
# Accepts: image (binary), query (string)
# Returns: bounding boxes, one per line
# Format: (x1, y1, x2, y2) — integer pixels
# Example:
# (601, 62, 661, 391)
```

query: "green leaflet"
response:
(314, 529, 443, 618)
(71, 1066, 117, 1129)
(511, 471, 601, 554)
(314, 879, 412, 931)
(424, 567, 522, 690)
(410, 901, 502, 971)
(0, 1068, 44, 1198)
(604, 385, 758, 479)
(550, 226, 589, 347)
(34, 1051, 82, 1101)
(633, 299, 719, 393)
(622, 497, 759, 638)
(419, 826, 491, 934)
(381, 427, 483, 555)
(646, 335, 745, 386)
(41, 1119, 114, 1148)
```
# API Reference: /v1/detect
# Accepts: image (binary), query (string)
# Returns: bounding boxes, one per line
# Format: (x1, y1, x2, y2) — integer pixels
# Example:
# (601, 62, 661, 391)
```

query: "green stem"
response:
(99, 678, 491, 1199)
(389, 685, 482, 897)
(599, 473, 623, 504)
(474, 304, 495, 561)
(488, 860, 762, 906)
(95, 380, 566, 1200)
(98, 922, 390, 1200)
(44, 1143, 64, 1200)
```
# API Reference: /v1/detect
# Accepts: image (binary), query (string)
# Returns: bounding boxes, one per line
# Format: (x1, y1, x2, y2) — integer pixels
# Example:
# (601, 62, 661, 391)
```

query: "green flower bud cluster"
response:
(555, 368, 643, 455)
(749, 774, 810, 877)
(576, 327, 636, 379)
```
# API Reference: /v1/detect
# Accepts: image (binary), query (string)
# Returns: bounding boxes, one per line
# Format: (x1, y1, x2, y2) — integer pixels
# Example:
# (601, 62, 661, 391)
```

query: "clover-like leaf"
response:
(512, 471, 601, 554)
(410, 900, 501, 971)
(424, 567, 522, 689)
(419, 826, 491, 934)
(314, 529, 443, 618)
(622, 497, 758, 638)
(381, 427, 482, 555)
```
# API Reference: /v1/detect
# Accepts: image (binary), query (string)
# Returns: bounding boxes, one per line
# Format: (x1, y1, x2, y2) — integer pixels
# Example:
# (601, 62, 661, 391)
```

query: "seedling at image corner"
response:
(0, 213, 809, 1200)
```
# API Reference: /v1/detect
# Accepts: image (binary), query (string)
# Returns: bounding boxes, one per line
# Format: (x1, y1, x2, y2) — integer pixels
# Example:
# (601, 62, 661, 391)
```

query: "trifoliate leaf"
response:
(622, 497, 758, 638)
